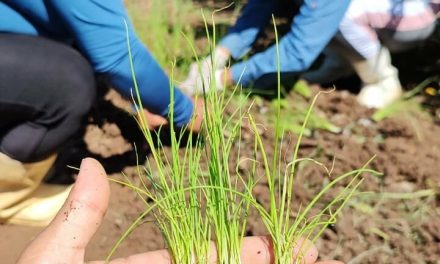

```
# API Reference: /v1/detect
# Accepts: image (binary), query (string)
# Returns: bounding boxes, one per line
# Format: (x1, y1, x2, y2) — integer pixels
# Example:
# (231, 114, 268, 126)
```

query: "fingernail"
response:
(77, 158, 90, 183)
(80, 157, 95, 172)
(79, 158, 87, 170)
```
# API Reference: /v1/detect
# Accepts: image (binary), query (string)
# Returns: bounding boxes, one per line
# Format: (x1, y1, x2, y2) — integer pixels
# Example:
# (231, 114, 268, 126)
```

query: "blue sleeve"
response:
(219, 0, 275, 59)
(230, 0, 351, 87)
(0, 2, 39, 35)
(46, 0, 193, 126)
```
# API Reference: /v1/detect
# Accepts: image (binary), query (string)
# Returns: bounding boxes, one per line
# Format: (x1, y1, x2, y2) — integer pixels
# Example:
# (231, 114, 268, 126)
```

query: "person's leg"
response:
(301, 40, 354, 85)
(0, 33, 95, 162)
(0, 33, 95, 225)
(336, 0, 437, 108)
(335, 0, 400, 108)
(0, 152, 69, 225)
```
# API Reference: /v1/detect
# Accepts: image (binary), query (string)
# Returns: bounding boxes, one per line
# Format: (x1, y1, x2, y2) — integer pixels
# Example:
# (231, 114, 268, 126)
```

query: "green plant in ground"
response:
(107, 14, 256, 263)
(240, 17, 380, 263)
(372, 76, 439, 122)
(107, 6, 380, 264)
(269, 97, 341, 136)
(197, 12, 255, 263)
(107, 22, 210, 263)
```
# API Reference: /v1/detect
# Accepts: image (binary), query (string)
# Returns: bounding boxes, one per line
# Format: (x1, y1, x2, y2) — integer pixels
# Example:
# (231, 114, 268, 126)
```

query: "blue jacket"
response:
(219, 0, 351, 87)
(0, 0, 193, 126)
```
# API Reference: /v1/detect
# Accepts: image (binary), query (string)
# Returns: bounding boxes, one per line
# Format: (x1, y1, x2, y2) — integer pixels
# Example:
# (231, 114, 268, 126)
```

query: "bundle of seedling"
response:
(107, 13, 379, 264)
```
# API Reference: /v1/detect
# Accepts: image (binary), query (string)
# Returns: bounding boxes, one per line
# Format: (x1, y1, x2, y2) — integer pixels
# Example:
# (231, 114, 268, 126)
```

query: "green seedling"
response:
(269, 98, 341, 136)
(292, 79, 312, 98)
(372, 76, 438, 122)
(107, 6, 379, 264)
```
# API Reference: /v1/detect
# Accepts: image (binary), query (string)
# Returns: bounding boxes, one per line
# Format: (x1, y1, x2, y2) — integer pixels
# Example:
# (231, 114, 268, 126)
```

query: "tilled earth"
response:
(2, 86, 439, 264)
(1, 1, 439, 262)
(80, 88, 440, 263)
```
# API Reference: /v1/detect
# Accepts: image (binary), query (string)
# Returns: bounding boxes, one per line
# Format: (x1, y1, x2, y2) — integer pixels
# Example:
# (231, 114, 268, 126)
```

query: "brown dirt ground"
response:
(1, 1, 439, 263)
(1, 85, 439, 263)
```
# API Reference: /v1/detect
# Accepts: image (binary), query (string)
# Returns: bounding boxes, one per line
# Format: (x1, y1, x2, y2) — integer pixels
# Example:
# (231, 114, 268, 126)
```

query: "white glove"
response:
(180, 47, 230, 95)
(353, 47, 403, 108)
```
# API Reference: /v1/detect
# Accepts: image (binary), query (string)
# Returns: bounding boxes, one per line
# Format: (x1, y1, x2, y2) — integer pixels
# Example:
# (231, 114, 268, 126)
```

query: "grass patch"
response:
(107, 4, 379, 263)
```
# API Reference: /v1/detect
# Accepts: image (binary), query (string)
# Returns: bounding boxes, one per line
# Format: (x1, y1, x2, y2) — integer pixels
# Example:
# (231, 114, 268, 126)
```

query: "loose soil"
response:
(1, 2, 439, 263)
(1, 85, 439, 263)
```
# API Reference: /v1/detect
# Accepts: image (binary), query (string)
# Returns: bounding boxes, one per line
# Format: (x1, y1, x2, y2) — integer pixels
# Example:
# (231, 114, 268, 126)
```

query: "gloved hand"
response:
(180, 47, 230, 95)
(353, 47, 402, 108)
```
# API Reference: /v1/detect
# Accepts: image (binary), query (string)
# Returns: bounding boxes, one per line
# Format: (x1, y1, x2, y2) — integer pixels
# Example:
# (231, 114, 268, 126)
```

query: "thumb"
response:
(18, 158, 110, 264)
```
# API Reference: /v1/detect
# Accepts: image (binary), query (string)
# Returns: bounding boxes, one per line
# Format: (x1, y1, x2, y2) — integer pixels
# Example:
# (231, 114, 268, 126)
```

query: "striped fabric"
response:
(339, 0, 438, 58)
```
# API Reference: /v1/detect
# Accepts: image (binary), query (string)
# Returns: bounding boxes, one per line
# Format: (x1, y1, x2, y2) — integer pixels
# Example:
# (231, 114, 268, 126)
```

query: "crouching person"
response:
(0, 0, 201, 226)
(304, 0, 439, 108)
(0, 34, 95, 226)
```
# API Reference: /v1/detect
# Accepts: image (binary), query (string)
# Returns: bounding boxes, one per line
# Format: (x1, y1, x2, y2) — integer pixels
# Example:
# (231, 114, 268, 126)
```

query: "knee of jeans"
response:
(62, 61, 96, 119)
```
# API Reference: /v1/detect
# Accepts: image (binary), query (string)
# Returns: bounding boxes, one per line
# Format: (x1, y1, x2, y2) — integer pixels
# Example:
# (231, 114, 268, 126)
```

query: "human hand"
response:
(140, 109, 168, 130)
(18, 158, 342, 264)
(187, 96, 205, 133)
(180, 47, 230, 95)
(136, 98, 202, 133)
